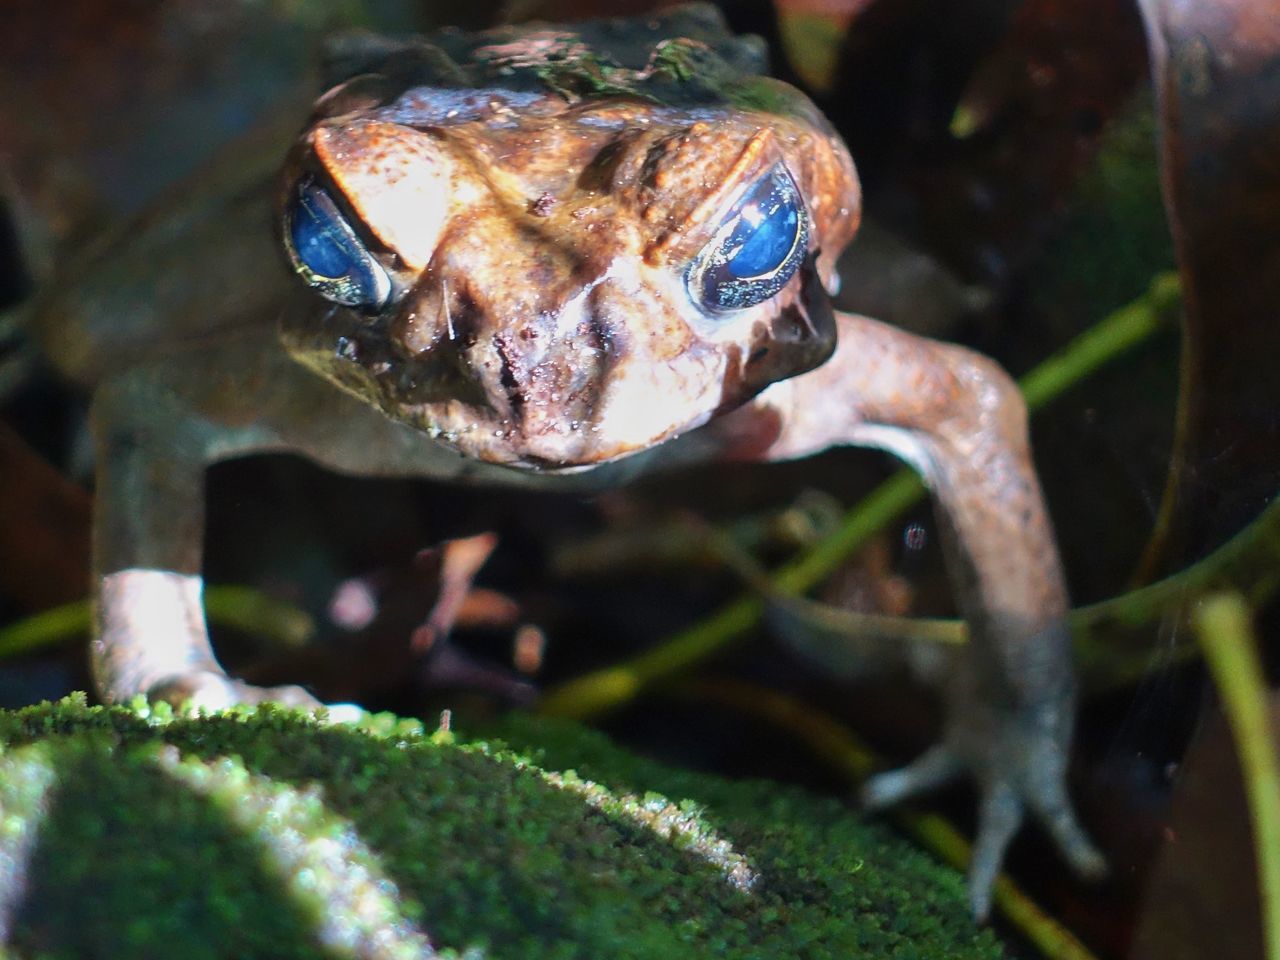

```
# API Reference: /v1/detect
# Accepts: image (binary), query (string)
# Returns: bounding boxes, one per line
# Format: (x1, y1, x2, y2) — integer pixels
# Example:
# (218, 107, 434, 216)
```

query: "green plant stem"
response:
(0, 586, 313, 659)
(0, 603, 91, 659)
(1193, 593, 1280, 960)
(1018, 271, 1181, 410)
(755, 484, 1280, 690)
(203, 585, 315, 648)
(541, 272, 1181, 719)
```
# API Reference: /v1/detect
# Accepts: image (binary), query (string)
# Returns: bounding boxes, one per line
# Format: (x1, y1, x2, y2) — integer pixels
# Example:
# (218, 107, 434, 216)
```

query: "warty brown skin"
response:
(39, 10, 1103, 920)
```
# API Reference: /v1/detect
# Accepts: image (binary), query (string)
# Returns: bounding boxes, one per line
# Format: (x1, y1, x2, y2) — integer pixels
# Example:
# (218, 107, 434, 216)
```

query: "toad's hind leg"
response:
(747, 311, 1105, 919)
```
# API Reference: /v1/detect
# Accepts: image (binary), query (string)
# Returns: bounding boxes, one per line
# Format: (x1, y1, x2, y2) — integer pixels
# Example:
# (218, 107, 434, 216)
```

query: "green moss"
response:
(0, 696, 1003, 959)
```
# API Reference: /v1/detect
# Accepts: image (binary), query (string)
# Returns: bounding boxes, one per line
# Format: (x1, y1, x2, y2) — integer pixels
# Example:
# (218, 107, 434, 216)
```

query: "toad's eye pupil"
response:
(291, 196, 355, 280)
(728, 202, 799, 279)
(285, 182, 391, 310)
(688, 163, 809, 313)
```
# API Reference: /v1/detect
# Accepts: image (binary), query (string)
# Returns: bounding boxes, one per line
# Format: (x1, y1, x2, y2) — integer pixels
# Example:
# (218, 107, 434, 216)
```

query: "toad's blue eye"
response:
(688, 164, 809, 313)
(285, 182, 390, 310)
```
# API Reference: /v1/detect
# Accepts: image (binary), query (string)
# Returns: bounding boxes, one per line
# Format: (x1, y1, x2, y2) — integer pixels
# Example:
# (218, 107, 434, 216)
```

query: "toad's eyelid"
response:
(645, 128, 780, 263)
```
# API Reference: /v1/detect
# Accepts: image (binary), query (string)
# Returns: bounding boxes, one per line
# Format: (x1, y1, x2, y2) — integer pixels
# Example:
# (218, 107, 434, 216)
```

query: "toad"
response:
(30, 5, 1102, 918)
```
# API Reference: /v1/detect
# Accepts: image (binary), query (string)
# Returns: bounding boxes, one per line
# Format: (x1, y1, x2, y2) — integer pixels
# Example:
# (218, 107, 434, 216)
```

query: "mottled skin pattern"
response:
(35, 6, 1102, 919)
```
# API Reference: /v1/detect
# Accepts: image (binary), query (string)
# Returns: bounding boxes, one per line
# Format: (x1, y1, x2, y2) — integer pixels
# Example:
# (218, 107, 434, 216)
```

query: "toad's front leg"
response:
(750, 311, 1105, 918)
(88, 332, 451, 714)
(90, 350, 327, 712)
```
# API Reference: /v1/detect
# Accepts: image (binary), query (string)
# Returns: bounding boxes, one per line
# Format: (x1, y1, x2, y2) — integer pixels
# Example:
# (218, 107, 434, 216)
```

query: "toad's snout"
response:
(382, 258, 731, 468)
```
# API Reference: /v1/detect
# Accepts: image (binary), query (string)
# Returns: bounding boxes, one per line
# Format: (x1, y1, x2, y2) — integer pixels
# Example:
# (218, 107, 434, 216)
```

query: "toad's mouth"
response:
(381, 354, 726, 469)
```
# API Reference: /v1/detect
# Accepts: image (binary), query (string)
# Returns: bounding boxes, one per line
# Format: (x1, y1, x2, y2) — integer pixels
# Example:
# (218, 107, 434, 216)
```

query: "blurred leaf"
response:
(0, 422, 90, 611)
(817, 0, 1148, 300)
(773, 0, 865, 91)
(1136, 0, 1280, 576)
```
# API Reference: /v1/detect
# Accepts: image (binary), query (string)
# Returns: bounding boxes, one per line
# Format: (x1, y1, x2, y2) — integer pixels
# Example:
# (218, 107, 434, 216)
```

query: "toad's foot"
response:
(861, 688, 1106, 921)
(94, 569, 362, 722)
(146, 671, 363, 723)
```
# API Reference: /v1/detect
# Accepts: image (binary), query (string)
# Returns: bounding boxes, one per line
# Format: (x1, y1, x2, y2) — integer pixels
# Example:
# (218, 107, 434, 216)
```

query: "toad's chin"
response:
(391, 393, 716, 471)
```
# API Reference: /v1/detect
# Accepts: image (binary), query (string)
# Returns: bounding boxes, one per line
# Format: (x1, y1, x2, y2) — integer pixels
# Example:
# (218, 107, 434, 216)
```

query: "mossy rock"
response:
(0, 695, 1003, 959)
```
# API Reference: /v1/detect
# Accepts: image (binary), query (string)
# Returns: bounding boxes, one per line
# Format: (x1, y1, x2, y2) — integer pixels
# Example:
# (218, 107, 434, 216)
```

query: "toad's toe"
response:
(147, 671, 361, 722)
